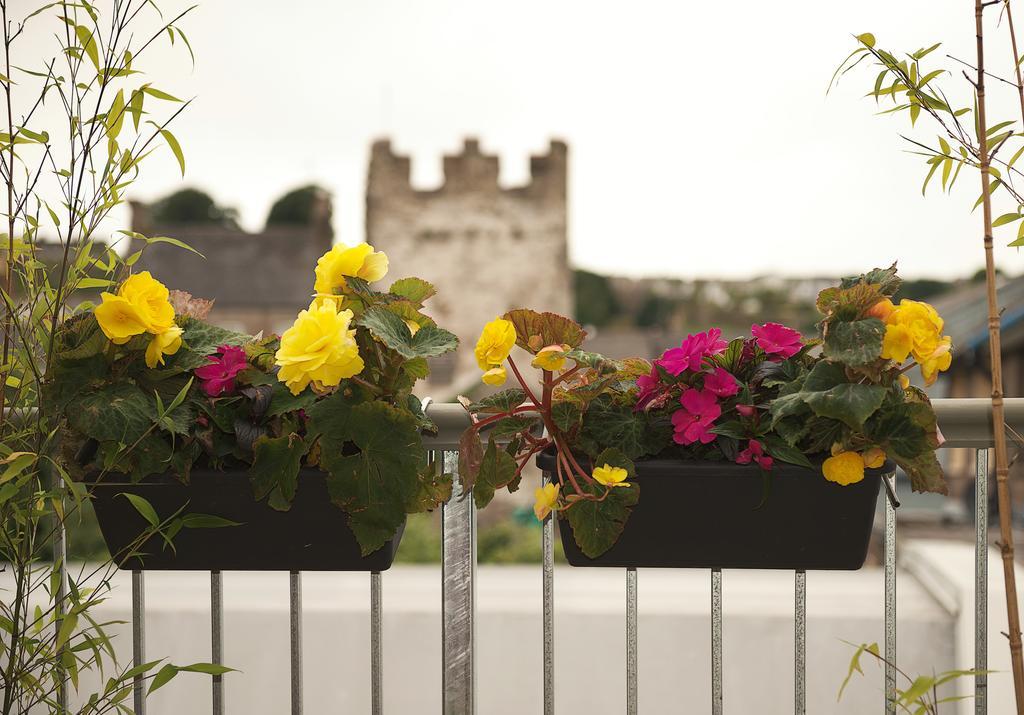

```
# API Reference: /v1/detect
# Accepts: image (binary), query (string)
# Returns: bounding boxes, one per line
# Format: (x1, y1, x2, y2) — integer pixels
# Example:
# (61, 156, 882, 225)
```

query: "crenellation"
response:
(367, 139, 413, 199)
(366, 136, 572, 398)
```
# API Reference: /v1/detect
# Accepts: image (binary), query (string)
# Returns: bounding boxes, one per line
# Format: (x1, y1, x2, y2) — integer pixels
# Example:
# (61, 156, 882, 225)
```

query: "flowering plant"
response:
(48, 242, 458, 554)
(459, 266, 949, 557)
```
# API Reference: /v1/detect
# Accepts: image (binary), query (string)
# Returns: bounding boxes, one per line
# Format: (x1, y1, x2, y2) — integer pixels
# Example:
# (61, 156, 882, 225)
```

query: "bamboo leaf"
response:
(992, 213, 1021, 227)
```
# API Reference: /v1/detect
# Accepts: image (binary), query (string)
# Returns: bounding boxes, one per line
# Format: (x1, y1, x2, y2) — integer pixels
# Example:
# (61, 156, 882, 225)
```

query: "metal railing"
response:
(99, 398, 1024, 713)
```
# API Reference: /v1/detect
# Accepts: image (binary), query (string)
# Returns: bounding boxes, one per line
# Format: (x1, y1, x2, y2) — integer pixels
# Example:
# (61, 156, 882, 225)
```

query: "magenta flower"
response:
(735, 403, 756, 418)
(704, 367, 740, 398)
(656, 328, 728, 376)
(671, 388, 721, 445)
(736, 439, 773, 470)
(194, 344, 248, 397)
(634, 365, 666, 412)
(751, 322, 802, 360)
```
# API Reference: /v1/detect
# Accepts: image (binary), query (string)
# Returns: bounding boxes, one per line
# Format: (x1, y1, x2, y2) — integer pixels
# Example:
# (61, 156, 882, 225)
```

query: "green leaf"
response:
(761, 435, 814, 469)
(389, 277, 436, 305)
(106, 90, 126, 140)
(56, 612, 78, 650)
(565, 480, 640, 558)
(551, 400, 583, 432)
(249, 433, 306, 510)
(148, 664, 178, 694)
(804, 382, 887, 430)
(485, 415, 540, 439)
(856, 33, 875, 48)
(67, 381, 157, 444)
(121, 493, 159, 526)
(406, 461, 453, 512)
(993, 212, 1022, 227)
(359, 306, 459, 359)
(473, 437, 518, 509)
(180, 318, 249, 356)
(822, 318, 885, 365)
(75, 25, 100, 71)
(266, 382, 318, 417)
(581, 394, 669, 460)
(501, 308, 586, 353)
(181, 514, 241, 528)
(320, 401, 425, 555)
(177, 662, 236, 675)
(142, 85, 182, 102)
(160, 128, 185, 176)
(468, 389, 527, 413)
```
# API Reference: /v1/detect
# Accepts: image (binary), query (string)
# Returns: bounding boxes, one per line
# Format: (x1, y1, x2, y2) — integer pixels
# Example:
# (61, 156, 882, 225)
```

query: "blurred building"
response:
(366, 138, 572, 396)
(130, 189, 334, 337)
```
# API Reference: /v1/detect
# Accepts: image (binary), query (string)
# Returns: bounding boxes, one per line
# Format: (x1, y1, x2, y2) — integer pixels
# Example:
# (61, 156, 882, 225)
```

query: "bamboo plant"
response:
(833, 3, 1024, 706)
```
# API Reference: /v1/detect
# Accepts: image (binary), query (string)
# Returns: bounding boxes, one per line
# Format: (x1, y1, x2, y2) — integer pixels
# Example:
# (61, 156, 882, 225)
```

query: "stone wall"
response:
(366, 138, 571, 397)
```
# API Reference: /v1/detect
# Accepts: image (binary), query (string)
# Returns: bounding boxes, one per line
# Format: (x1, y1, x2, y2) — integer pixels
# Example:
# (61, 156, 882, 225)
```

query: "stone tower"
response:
(366, 138, 571, 397)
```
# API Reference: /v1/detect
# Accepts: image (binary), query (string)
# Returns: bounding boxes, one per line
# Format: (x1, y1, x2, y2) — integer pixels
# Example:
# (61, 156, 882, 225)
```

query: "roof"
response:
(929, 274, 1024, 355)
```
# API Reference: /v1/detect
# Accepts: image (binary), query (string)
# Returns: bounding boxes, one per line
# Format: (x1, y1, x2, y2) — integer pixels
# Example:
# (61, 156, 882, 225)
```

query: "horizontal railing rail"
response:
(89, 397, 1024, 713)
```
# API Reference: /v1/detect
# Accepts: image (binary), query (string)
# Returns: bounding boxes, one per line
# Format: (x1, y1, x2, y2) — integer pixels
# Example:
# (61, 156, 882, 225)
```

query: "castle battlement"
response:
(368, 137, 567, 201)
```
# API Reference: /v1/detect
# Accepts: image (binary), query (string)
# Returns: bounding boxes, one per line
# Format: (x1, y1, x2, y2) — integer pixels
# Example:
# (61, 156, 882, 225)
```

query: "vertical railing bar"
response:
(442, 449, 475, 715)
(290, 570, 302, 715)
(132, 570, 146, 715)
(626, 567, 638, 715)
(712, 568, 723, 715)
(975, 449, 989, 715)
(884, 471, 897, 715)
(542, 471, 555, 715)
(794, 570, 806, 715)
(53, 504, 68, 713)
(371, 570, 383, 715)
(211, 570, 224, 715)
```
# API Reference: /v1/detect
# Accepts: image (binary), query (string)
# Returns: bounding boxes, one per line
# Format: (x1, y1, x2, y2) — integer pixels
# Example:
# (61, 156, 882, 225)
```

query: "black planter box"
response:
(537, 451, 888, 570)
(87, 468, 403, 571)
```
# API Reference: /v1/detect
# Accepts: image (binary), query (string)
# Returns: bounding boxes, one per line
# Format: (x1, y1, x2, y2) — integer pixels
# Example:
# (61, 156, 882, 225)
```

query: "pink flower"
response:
(735, 404, 756, 418)
(751, 322, 803, 360)
(656, 328, 728, 376)
(671, 388, 721, 445)
(736, 439, 773, 470)
(704, 367, 740, 398)
(635, 366, 663, 411)
(194, 344, 248, 397)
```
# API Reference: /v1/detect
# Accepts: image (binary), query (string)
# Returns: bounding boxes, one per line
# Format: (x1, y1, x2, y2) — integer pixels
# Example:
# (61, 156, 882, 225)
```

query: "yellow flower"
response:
(117, 271, 176, 334)
(94, 294, 148, 344)
(275, 298, 364, 395)
(532, 344, 568, 371)
(822, 451, 866, 486)
(474, 318, 517, 383)
(533, 482, 560, 521)
(919, 336, 952, 386)
(313, 243, 389, 296)
(862, 447, 886, 469)
(880, 322, 913, 363)
(898, 374, 911, 390)
(482, 366, 507, 386)
(145, 325, 183, 369)
(94, 271, 176, 344)
(592, 463, 630, 488)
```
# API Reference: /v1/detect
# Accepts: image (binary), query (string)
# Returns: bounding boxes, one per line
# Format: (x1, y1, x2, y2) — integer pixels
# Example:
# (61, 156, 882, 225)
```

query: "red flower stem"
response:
(515, 441, 548, 479)
(557, 447, 585, 495)
(508, 356, 542, 408)
(549, 364, 581, 388)
(557, 437, 596, 485)
(471, 404, 540, 430)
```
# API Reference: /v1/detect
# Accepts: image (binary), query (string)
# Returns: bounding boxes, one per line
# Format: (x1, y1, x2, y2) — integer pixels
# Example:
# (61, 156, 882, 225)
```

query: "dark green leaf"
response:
(565, 481, 640, 558)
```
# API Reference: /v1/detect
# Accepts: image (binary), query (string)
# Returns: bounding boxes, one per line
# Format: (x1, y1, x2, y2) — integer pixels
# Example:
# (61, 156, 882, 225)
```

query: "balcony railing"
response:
(55, 397, 1024, 714)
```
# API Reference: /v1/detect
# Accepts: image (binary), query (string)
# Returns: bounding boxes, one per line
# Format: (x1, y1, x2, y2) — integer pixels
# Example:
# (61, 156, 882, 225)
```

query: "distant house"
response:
(929, 275, 1024, 400)
(130, 192, 333, 337)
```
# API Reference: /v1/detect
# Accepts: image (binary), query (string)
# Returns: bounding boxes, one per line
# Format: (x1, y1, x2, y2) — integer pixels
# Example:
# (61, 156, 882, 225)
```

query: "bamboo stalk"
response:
(976, 1, 1024, 709)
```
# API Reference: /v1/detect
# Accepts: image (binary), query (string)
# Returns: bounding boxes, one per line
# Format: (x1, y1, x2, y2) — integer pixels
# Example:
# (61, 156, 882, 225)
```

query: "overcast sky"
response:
(23, 1, 1024, 280)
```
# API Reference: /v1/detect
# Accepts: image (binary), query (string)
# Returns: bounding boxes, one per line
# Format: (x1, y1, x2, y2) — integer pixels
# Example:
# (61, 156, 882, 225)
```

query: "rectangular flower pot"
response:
(536, 451, 888, 570)
(87, 468, 403, 571)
